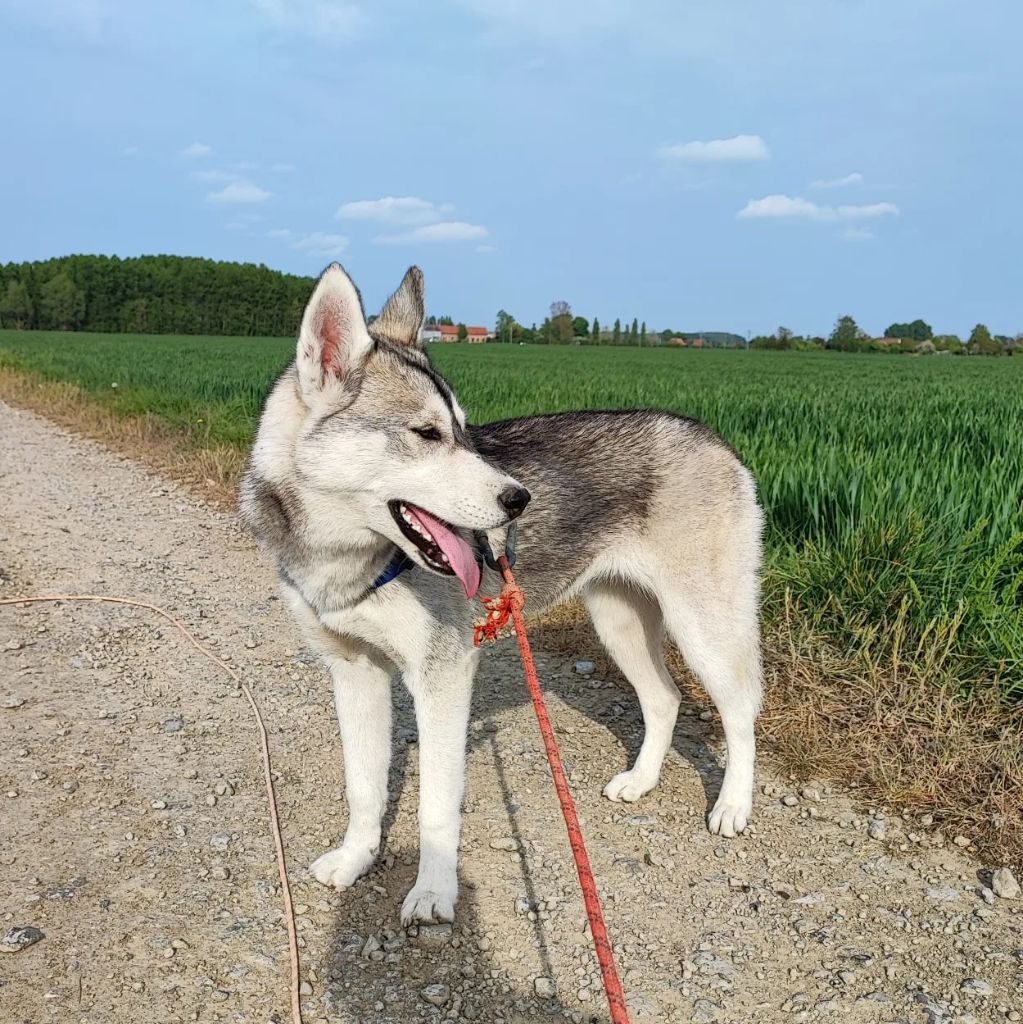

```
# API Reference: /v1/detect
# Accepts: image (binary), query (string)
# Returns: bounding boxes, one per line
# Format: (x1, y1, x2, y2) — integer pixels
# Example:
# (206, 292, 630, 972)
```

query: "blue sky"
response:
(1, 0, 1020, 338)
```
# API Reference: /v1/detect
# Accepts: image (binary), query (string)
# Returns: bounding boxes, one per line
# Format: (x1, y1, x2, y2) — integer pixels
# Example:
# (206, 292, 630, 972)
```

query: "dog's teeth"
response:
(440, 554, 449, 563)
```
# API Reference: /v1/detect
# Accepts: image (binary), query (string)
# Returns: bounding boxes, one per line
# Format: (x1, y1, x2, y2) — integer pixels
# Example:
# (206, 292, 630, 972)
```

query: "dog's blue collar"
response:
(371, 549, 415, 590)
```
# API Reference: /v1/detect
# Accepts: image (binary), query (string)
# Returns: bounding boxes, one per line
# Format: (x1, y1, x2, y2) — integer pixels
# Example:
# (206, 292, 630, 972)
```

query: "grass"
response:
(1, 330, 1021, 864)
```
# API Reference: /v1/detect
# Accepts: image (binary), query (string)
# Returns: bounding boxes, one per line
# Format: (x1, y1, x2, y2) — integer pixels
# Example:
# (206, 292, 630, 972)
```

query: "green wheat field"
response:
(1, 329, 1020, 694)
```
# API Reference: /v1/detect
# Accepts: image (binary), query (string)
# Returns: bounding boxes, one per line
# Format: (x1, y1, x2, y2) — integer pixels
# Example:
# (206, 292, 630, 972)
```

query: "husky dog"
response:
(240, 264, 763, 925)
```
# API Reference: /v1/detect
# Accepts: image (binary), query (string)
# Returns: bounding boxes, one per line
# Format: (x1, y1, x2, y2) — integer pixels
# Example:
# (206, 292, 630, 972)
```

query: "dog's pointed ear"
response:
(372, 266, 425, 348)
(296, 263, 374, 400)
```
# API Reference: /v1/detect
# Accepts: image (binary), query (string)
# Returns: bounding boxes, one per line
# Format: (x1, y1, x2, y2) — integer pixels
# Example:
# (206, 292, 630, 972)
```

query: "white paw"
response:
(707, 796, 751, 838)
(602, 769, 658, 803)
(309, 844, 377, 889)
(400, 881, 457, 926)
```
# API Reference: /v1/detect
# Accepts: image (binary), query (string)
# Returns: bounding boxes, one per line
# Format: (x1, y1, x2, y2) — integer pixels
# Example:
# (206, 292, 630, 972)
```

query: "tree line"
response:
(0, 255, 316, 336)
(2, 256, 1018, 356)
(492, 303, 744, 348)
(751, 315, 1020, 356)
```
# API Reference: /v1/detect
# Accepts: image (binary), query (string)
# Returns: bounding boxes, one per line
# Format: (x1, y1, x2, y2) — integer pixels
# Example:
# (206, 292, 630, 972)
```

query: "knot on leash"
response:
(472, 580, 525, 647)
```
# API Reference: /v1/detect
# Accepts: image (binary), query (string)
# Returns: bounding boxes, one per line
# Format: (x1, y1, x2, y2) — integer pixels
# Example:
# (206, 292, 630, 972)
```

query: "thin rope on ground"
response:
(475, 557, 633, 1024)
(0, 594, 303, 1024)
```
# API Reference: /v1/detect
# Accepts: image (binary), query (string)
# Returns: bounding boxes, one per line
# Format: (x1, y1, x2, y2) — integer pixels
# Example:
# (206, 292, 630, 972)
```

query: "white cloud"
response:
(180, 142, 213, 159)
(841, 227, 875, 242)
(375, 222, 489, 245)
(251, 0, 364, 39)
(737, 194, 899, 222)
(337, 196, 454, 225)
(811, 172, 864, 189)
(268, 228, 349, 258)
(658, 134, 769, 163)
(207, 180, 272, 204)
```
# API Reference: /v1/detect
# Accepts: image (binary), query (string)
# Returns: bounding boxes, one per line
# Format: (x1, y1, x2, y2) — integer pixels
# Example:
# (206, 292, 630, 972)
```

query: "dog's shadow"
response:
(312, 625, 724, 1021)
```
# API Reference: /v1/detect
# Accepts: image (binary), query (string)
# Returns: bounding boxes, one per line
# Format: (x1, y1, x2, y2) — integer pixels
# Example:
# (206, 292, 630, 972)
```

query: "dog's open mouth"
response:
(388, 500, 481, 599)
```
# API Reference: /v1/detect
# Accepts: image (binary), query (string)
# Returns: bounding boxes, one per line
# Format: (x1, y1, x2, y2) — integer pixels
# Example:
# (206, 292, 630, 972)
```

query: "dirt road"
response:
(1, 400, 1021, 1024)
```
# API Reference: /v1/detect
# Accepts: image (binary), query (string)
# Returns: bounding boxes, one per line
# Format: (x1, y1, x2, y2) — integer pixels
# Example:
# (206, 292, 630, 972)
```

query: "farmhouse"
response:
(421, 324, 494, 343)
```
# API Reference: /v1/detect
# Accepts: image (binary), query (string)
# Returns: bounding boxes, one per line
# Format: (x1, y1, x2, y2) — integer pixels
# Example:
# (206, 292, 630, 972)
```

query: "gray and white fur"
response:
(240, 263, 763, 926)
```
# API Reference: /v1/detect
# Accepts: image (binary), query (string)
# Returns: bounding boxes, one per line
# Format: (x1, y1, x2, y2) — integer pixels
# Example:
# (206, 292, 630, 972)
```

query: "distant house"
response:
(466, 326, 492, 343)
(875, 336, 903, 347)
(435, 324, 460, 342)
(421, 325, 444, 343)
(668, 336, 688, 347)
(690, 336, 705, 349)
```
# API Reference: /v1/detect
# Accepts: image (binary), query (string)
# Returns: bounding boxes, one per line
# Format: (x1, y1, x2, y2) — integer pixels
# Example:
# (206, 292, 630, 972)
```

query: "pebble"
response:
(299, 981, 313, 996)
(416, 923, 452, 950)
(161, 717, 184, 733)
(925, 886, 961, 902)
(692, 999, 719, 1022)
(1, 926, 45, 953)
(574, 660, 595, 675)
(992, 867, 1020, 899)
(2, 696, 25, 709)
(868, 819, 886, 841)
(800, 786, 821, 802)
(534, 977, 556, 999)
(960, 978, 993, 996)
(953, 835, 972, 848)
(210, 833, 231, 851)
(489, 836, 519, 852)
(420, 983, 450, 1006)
(781, 795, 799, 807)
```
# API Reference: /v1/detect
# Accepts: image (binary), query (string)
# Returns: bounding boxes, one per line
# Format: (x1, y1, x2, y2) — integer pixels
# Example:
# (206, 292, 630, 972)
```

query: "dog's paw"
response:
(707, 796, 751, 838)
(602, 769, 658, 803)
(400, 882, 457, 926)
(309, 845, 376, 889)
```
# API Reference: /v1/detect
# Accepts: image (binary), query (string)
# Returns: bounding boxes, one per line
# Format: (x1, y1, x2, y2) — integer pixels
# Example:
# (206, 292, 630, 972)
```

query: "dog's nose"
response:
(499, 485, 531, 519)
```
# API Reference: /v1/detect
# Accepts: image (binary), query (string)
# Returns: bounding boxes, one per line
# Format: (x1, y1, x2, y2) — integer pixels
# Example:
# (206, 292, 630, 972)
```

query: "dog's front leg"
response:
(310, 651, 393, 889)
(400, 650, 477, 925)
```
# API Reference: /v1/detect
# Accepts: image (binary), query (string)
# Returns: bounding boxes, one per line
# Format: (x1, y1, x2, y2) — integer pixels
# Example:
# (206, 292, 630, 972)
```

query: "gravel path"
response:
(1, 399, 1021, 1024)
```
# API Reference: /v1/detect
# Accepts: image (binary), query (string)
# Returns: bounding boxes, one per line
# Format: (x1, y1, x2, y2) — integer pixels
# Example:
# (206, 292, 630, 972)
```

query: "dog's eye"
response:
(411, 425, 442, 442)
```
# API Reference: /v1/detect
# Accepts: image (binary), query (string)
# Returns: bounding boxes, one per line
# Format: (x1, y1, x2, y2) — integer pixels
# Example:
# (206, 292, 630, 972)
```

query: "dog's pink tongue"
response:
(409, 507, 481, 599)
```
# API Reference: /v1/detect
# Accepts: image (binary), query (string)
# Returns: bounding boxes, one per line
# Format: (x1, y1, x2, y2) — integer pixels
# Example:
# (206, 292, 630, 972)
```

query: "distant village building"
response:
(421, 324, 494, 343)
(875, 337, 903, 347)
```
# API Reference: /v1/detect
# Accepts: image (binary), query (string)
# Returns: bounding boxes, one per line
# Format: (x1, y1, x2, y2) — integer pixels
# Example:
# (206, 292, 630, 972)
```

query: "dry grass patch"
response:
(0, 367, 243, 509)
(535, 596, 1023, 870)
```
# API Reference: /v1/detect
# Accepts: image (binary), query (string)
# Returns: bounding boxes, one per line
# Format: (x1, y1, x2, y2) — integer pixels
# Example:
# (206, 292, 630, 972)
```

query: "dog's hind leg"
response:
(400, 648, 478, 926)
(584, 580, 682, 803)
(660, 590, 761, 838)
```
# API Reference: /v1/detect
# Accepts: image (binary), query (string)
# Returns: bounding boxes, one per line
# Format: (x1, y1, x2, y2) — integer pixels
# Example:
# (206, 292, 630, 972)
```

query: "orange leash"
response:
(475, 557, 632, 1024)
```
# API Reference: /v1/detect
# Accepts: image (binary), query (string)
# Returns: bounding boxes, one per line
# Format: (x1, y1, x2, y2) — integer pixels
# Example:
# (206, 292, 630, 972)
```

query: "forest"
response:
(0, 254, 314, 336)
